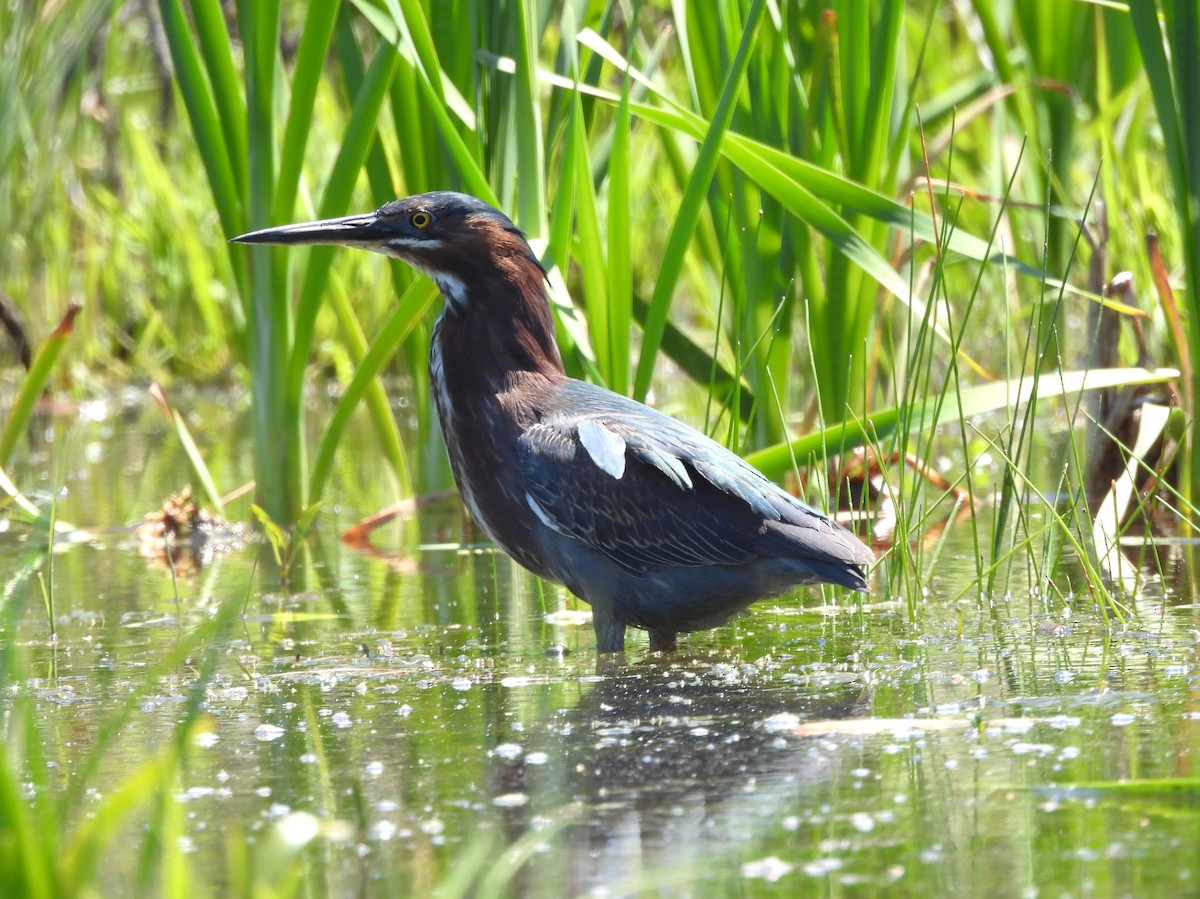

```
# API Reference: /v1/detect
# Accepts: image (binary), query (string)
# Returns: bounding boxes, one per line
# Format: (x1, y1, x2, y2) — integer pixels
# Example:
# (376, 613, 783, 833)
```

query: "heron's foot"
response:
(649, 629, 678, 652)
(594, 650, 628, 675)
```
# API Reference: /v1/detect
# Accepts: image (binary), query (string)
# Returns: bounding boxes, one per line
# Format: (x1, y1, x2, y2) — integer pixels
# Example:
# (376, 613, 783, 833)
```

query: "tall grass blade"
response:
(0, 304, 81, 469)
(155, 0, 245, 283)
(309, 280, 440, 502)
(630, 0, 765, 402)
(745, 367, 1180, 480)
(1129, 0, 1200, 503)
(606, 79, 633, 396)
(285, 42, 400, 504)
(274, 0, 342, 223)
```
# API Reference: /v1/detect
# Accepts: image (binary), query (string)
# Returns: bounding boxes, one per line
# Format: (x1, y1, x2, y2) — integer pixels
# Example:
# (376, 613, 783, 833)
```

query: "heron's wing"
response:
(516, 390, 864, 574)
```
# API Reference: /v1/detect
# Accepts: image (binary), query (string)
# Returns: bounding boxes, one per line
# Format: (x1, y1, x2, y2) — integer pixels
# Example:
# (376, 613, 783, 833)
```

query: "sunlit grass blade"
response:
(240, 0, 296, 524)
(309, 279, 440, 503)
(576, 24, 986, 394)
(384, 0, 476, 128)
(629, 0, 765, 402)
(0, 709, 57, 898)
(631, 97, 1107, 320)
(350, 0, 492, 200)
(571, 91, 608, 385)
(61, 752, 176, 889)
(155, 0, 244, 261)
(190, 0, 248, 202)
(543, 79, 581, 369)
(745, 367, 1181, 479)
(1129, 0, 1200, 503)
(606, 79, 633, 396)
(148, 384, 226, 517)
(511, 0, 547, 232)
(285, 42, 400, 501)
(0, 303, 81, 469)
(1092, 402, 1176, 588)
(324, 274, 410, 498)
(0, 465, 84, 536)
(273, 0, 342, 224)
(554, 53, 1100, 306)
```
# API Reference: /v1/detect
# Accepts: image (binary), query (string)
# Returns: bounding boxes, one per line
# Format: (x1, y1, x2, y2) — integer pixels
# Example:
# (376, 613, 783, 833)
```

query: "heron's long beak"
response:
(230, 212, 384, 247)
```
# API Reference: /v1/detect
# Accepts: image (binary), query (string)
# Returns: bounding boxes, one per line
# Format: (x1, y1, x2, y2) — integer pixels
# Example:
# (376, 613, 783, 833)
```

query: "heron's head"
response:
(232, 192, 543, 309)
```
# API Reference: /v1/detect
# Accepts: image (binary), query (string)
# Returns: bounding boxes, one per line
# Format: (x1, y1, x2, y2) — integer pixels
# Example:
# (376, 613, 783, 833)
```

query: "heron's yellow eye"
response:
(411, 211, 432, 229)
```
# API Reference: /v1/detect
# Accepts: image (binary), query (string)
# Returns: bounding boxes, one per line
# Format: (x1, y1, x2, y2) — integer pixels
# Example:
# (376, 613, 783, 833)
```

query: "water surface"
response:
(2, 394, 1197, 896)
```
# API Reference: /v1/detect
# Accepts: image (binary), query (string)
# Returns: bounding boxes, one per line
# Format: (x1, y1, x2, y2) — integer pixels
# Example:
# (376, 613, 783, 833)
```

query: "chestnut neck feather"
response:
(430, 218, 564, 392)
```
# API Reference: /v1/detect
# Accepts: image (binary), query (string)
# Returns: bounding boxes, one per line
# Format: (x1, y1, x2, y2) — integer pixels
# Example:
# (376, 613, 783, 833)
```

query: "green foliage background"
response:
(3, 0, 1192, 524)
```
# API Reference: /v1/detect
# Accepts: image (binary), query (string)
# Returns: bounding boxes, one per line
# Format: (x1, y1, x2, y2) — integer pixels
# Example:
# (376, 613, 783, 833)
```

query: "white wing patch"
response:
(577, 419, 627, 479)
(628, 442, 693, 489)
(526, 493, 563, 531)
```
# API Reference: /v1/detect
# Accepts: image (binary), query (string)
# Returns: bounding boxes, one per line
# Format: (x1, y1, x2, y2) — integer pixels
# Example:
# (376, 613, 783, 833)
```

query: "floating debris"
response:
(136, 485, 247, 573)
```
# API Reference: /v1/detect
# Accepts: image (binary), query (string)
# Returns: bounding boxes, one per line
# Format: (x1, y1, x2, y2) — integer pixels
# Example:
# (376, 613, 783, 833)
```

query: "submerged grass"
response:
(0, 584, 236, 897)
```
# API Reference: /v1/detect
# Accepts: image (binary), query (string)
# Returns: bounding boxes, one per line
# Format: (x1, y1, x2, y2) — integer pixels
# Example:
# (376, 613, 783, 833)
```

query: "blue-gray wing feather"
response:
(517, 383, 870, 577)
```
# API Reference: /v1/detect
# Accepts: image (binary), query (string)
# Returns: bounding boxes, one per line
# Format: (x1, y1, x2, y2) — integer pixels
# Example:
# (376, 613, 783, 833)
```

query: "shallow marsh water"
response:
(2, 393, 1198, 897)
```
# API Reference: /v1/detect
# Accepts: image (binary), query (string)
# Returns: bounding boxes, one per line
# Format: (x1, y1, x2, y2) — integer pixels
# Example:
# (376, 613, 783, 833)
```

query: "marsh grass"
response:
(0, 586, 235, 897)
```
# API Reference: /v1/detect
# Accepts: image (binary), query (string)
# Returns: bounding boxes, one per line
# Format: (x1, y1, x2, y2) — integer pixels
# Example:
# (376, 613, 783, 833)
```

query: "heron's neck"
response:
(429, 262, 565, 426)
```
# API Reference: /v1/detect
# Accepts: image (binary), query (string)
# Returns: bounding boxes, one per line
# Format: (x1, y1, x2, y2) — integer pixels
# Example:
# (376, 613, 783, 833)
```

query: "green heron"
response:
(233, 192, 873, 652)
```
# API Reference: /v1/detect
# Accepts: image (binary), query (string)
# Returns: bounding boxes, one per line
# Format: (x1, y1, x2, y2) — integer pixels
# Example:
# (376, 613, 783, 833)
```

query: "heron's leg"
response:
(649, 629, 677, 652)
(591, 604, 626, 653)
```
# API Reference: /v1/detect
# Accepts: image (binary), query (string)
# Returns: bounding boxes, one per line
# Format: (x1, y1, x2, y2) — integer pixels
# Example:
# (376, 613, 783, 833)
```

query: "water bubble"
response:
(493, 793, 528, 808)
(254, 723, 285, 742)
(850, 812, 875, 833)
(743, 856, 794, 881)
